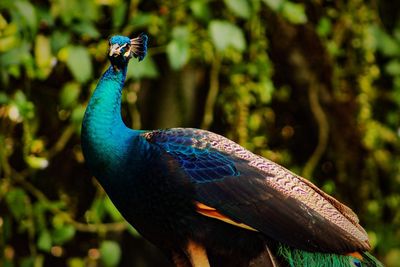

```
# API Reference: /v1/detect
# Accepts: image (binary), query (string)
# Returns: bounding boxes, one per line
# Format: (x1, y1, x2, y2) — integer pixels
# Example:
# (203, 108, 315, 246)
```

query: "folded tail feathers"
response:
(276, 245, 383, 267)
(358, 252, 384, 267)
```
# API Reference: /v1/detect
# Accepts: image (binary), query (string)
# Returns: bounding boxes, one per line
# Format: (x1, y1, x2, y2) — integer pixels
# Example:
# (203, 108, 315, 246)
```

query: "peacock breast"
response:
(99, 141, 199, 247)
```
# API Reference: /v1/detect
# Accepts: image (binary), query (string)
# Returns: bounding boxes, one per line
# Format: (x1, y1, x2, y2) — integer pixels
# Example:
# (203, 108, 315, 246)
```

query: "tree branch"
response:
(201, 54, 221, 129)
(302, 79, 329, 179)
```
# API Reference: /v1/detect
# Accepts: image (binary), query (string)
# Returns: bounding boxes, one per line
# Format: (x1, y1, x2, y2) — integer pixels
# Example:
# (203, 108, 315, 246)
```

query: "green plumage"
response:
(278, 245, 382, 267)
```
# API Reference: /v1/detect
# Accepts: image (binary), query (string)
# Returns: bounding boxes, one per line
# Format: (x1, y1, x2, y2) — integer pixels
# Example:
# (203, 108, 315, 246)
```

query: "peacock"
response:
(81, 34, 383, 267)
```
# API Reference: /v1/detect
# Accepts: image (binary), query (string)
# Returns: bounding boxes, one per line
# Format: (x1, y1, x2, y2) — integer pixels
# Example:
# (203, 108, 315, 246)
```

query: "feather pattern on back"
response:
(143, 128, 370, 253)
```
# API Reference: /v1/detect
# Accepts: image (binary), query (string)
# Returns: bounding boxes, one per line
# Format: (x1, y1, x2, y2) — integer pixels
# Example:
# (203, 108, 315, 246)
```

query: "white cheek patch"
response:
(109, 44, 119, 56)
(110, 43, 129, 57)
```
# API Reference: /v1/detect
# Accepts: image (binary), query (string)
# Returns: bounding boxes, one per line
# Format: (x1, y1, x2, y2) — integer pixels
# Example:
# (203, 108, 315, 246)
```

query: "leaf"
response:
(167, 40, 190, 70)
(66, 46, 93, 83)
(258, 80, 274, 104)
(209, 20, 246, 52)
(5, 188, 27, 220)
(100, 241, 121, 267)
(51, 31, 72, 53)
(13, 90, 35, 120)
(317, 17, 332, 37)
(0, 35, 18, 53)
(126, 224, 140, 237)
(60, 82, 81, 108)
(33, 202, 47, 230)
(112, 2, 127, 28)
(14, 1, 37, 33)
(281, 2, 307, 24)
(55, 0, 99, 25)
(95, 0, 119, 5)
(385, 60, 400, 76)
(127, 56, 159, 79)
(167, 26, 191, 70)
(0, 92, 9, 104)
(87, 198, 106, 223)
(104, 196, 123, 221)
(37, 230, 52, 252)
(52, 224, 76, 245)
(35, 35, 52, 68)
(0, 23, 19, 53)
(322, 180, 336, 195)
(129, 13, 154, 28)
(223, 0, 251, 19)
(68, 258, 85, 267)
(0, 13, 7, 28)
(26, 155, 49, 169)
(35, 34, 54, 79)
(20, 257, 35, 267)
(36, 6, 54, 28)
(372, 26, 400, 57)
(261, 0, 284, 11)
(248, 113, 262, 130)
(190, 0, 211, 21)
(71, 22, 100, 39)
(0, 41, 31, 72)
(71, 105, 86, 126)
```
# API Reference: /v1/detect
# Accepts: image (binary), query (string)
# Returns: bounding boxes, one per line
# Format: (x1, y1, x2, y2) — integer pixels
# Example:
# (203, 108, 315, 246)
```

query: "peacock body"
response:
(81, 34, 382, 267)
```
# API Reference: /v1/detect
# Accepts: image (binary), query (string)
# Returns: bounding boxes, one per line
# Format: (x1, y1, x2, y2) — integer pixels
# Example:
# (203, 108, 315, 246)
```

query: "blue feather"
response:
(109, 35, 131, 46)
(144, 129, 240, 182)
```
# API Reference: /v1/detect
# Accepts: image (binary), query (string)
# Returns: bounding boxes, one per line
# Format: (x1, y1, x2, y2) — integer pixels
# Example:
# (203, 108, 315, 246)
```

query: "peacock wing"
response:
(142, 128, 370, 253)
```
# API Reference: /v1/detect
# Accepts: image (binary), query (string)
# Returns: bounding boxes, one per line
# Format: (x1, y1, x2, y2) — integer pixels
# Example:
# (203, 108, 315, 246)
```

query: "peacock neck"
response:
(81, 64, 140, 178)
(86, 65, 126, 128)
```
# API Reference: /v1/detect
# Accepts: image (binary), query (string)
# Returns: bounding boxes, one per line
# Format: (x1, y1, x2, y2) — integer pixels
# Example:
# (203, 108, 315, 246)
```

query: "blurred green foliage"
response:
(0, 0, 399, 266)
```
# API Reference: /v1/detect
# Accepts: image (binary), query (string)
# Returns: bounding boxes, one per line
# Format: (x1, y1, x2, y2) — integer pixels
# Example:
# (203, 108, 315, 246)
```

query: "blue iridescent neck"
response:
(81, 64, 137, 177)
(87, 66, 126, 127)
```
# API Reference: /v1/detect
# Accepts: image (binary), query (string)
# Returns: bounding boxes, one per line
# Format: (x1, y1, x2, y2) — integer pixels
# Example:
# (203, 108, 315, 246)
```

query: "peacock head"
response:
(108, 33, 148, 69)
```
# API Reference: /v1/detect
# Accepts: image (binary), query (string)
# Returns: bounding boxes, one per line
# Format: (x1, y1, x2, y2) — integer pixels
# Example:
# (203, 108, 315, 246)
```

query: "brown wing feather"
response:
(298, 176, 359, 224)
(191, 129, 369, 246)
(146, 128, 370, 253)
